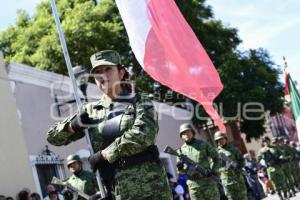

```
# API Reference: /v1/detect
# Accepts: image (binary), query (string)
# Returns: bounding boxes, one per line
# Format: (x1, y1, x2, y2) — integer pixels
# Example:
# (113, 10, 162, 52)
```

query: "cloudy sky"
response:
(0, 0, 299, 82)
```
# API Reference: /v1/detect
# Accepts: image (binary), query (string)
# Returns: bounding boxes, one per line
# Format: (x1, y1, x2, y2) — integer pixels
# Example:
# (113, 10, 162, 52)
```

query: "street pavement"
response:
(264, 192, 300, 200)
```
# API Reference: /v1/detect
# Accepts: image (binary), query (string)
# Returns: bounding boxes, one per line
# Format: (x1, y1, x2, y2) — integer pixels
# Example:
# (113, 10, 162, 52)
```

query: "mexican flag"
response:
(115, 0, 226, 132)
(285, 72, 300, 139)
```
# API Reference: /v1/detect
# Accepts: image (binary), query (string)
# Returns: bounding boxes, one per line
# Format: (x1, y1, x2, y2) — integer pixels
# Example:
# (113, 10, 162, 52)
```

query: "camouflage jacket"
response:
(257, 145, 281, 167)
(47, 93, 172, 199)
(279, 145, 295, 162)
(47, 93, 158, 163)
(64, 170, 98, 200)
(217, 144, 245, 173)
(177, 138, 221, 181)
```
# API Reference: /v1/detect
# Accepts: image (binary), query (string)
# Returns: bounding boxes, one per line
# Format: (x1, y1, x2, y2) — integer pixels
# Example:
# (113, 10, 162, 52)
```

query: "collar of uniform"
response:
(92, 94, 112, 109)
(113, 90, 135, 102)
(74, 169, 84, 177)
(93, 90, 135, 109)
(185, 138, 196, 145)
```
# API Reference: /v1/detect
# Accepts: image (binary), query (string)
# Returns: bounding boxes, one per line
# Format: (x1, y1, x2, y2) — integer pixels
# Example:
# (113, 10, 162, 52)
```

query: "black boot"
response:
(288, 190, 294, 198)
(278, 191, 284, 200)
(283, 191, 290, 200)
(291, 188, 297, 196)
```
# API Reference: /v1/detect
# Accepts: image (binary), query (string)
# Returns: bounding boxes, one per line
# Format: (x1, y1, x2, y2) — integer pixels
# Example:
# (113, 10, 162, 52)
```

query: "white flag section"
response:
(116, 0, 226, 132)
(115, 0, 150, 66)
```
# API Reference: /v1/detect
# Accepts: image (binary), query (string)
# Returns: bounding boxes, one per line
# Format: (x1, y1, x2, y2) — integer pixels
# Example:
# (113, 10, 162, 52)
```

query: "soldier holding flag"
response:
(47, 50, 172, 200)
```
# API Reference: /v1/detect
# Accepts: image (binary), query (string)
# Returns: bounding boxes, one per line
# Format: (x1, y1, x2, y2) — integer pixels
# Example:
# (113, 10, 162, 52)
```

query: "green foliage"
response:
(0, 0, 284, 139)
(0, 0, 129, 74)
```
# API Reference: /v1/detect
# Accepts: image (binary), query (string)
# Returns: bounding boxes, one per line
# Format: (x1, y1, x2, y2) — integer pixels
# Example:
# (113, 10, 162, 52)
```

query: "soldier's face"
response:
(181, 130, 194, 142)
(263, 140, 270, 146)
(93, 65, 125, 94)
(68, 161, 82, 173)
(217, 138, 226, 146)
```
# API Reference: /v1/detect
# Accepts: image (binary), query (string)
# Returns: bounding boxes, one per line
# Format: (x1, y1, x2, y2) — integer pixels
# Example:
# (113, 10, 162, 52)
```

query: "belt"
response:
(113, 145, 161, 169)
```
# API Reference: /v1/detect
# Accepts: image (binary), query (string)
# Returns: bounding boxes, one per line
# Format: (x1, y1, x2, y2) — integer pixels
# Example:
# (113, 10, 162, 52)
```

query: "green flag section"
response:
(286, 73, 300, 140)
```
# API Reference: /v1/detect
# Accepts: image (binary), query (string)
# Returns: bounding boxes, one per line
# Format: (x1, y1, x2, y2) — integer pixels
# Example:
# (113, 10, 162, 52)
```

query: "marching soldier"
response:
(257, 136, 288, 200)
(62, 154, 99, 200)
(214, 131, 248, 200)
(289, 141, 300, 190)
(279, 138, 297, 196)
(177, 123, 221, 200)
(47, 50, 172, 200)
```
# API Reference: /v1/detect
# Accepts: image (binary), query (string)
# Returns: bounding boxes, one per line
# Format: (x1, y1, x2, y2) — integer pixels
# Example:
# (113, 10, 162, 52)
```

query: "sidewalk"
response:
(264, 192, 300, 200)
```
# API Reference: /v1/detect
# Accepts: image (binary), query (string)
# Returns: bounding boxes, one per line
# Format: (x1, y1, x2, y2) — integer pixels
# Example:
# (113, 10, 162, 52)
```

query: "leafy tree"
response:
(0, 0, 284, 139)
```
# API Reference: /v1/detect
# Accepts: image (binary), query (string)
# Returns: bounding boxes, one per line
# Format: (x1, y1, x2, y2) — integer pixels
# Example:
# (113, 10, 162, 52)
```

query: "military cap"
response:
(261, 136, 270, 142)
(283, 138, 289, 144)
(179, 123, 195, 136)
(290, 141, 296, 146)
(271, 137, 278, 144)
(214, 131, 227, 141)
(278, 136, 284, 141)
(90, 50, 121, 74)
(66, 154, 81, 167)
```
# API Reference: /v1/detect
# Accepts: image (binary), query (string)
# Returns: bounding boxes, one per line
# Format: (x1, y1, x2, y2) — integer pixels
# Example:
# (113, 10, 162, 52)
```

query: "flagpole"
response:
(49, 0, 107, 198)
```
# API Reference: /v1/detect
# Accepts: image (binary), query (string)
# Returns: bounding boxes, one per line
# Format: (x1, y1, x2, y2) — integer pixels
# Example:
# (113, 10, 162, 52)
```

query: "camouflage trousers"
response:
(267, 166, 287, 192)
(187, 178, 220, 200)
(291, 161, 300, 184)
(281, 163, 295, 189)
(113, 162, 172, 200)
(221, 173, 248, 200)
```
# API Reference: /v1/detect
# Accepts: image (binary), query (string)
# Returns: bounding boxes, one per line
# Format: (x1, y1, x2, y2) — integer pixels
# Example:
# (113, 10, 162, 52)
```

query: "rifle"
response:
(262, 149, 280, 166)
(218, 152, 240, 171)
(164, 146, 220, 183)
(51, 177, 90, 200)
(218, 153, 252, 191)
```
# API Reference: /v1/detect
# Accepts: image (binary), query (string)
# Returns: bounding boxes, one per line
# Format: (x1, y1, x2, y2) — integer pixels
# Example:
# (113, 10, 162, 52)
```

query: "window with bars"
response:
(30, 155, 66, 198)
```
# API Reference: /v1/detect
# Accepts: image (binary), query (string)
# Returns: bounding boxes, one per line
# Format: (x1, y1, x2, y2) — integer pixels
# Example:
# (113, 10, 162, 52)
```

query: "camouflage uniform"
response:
(216, 144, 248, 200)
(64, 170, 98, 200)
(290, 144, 300, 186)
(178, 138, 221, 200)
(279, 141, 297, 196)
(47, 91, 172, 199)
(257, 146, 287, 194)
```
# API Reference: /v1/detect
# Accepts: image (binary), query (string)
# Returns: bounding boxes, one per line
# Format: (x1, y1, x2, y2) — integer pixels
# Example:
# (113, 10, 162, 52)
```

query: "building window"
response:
(30, 154, 65, 198)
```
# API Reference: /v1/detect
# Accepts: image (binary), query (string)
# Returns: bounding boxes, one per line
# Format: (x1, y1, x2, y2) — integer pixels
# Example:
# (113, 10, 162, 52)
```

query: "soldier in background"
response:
(214, 131, 248, 200)
(177, 123, 221, 200)
(47, 50, 172, 200)
(62, 154, 99, 200)
(257, 136, 288, 200)
(289, 141, 300, 190)
(279, 138, 297, 197)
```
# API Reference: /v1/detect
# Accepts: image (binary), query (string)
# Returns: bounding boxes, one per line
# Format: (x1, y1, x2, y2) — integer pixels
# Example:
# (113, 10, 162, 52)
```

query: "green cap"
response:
(214, 131, 227, 141)
(66, 154, 81, 167)
(90, 50, 121, 74)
